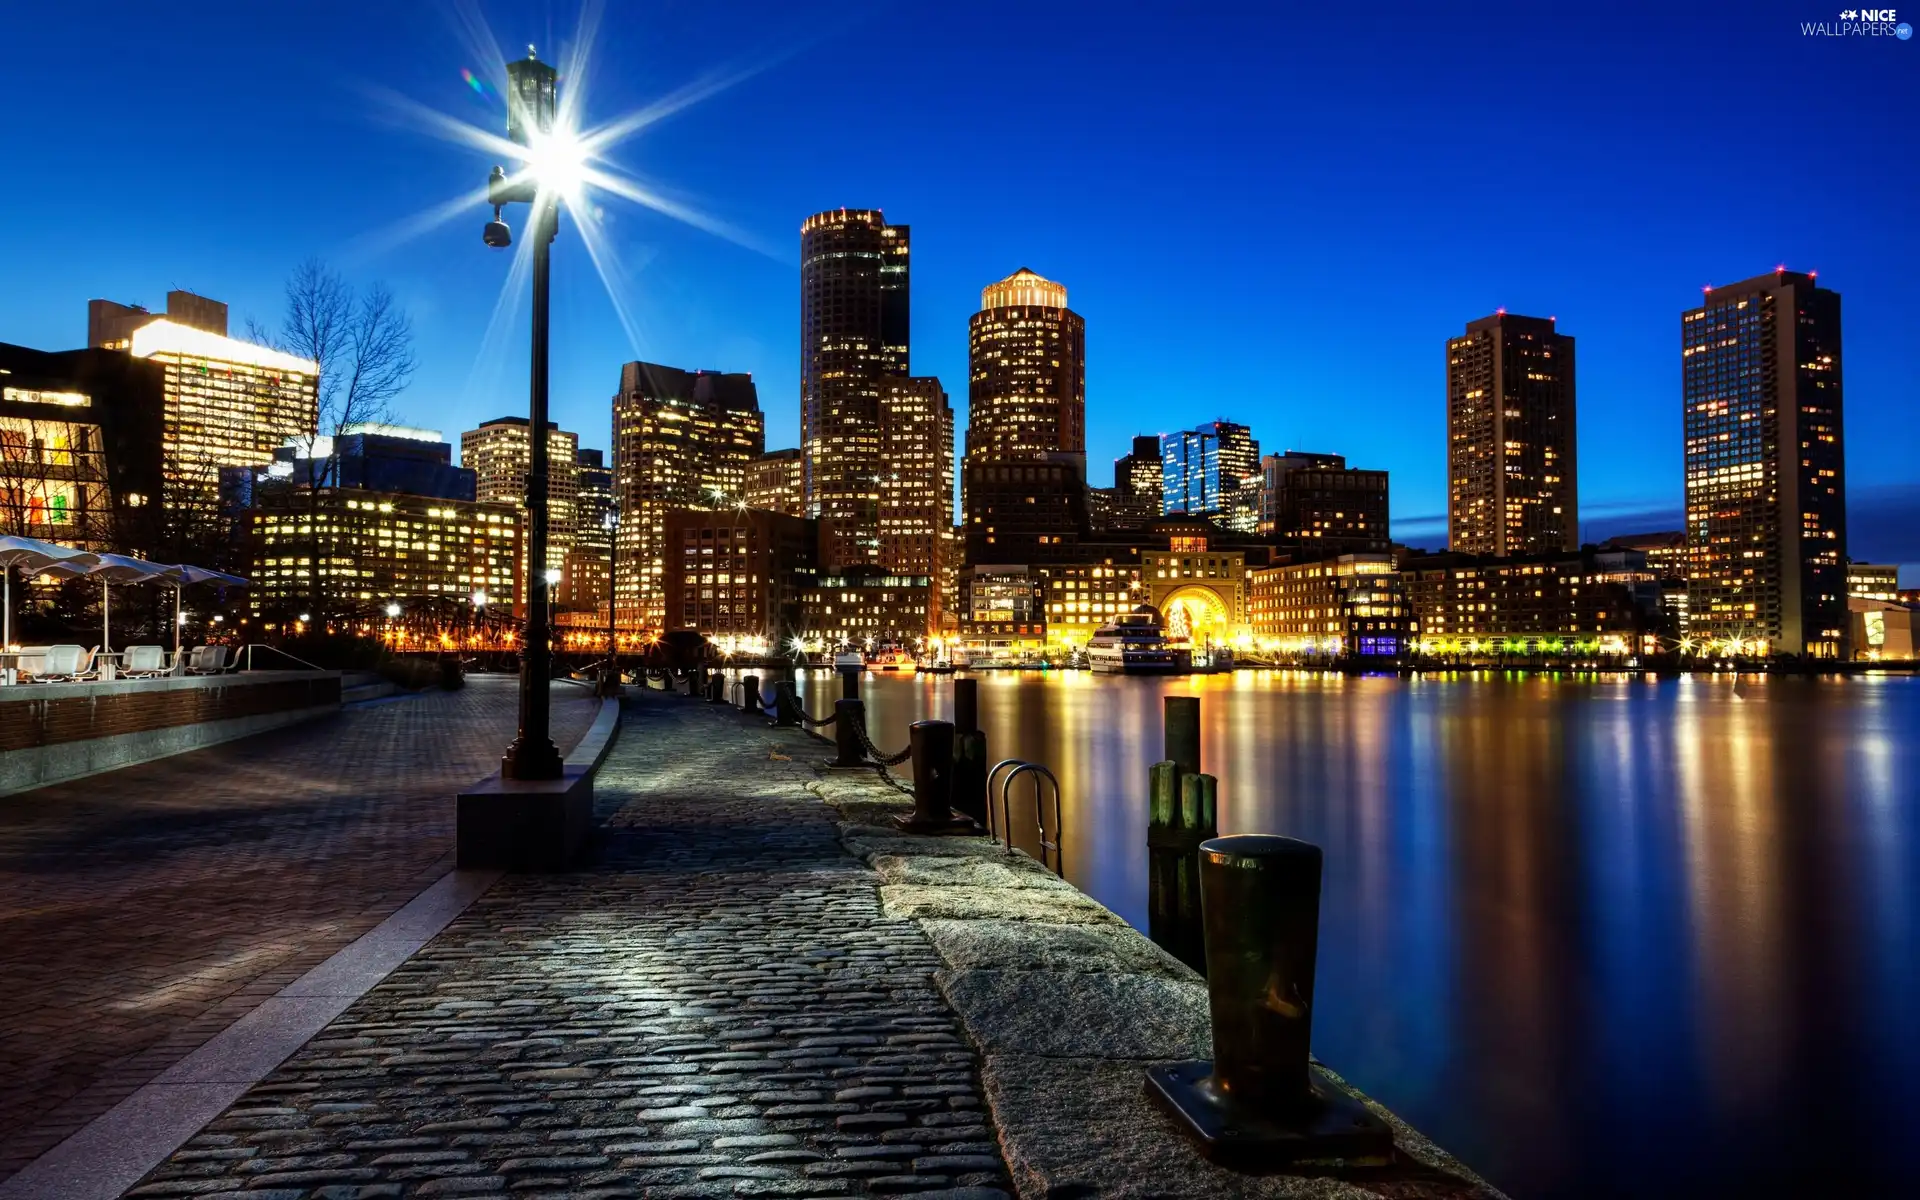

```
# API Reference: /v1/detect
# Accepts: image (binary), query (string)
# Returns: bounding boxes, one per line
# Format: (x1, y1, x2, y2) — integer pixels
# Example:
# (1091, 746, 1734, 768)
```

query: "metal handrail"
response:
(987, 757, 1064, 877)
(239, 643, 326, 672)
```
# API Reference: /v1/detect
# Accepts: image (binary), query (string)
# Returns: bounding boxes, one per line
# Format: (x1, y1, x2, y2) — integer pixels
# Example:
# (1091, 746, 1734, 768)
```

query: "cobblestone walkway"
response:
(0, 677, 599, 1180)
(127, 689, 1010, 1199)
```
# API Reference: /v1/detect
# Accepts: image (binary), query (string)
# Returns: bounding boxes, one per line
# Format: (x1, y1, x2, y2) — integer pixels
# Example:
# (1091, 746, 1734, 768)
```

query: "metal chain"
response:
(853, 718, 914, 767)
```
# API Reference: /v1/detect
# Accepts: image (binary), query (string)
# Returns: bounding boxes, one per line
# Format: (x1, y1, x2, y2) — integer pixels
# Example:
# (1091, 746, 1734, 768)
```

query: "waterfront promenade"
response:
(2, 679, 1499, 1198)
(0, 677, 600, 1180)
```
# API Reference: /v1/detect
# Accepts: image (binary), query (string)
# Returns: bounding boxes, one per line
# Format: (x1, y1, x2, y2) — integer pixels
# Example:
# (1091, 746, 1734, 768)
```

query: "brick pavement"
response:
(0, 677, 600, 1181)
(127, 688, 1012, 1198)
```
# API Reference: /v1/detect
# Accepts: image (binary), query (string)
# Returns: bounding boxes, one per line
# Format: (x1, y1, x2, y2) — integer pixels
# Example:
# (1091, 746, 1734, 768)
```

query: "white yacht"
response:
(1087, 608, 1189, 674)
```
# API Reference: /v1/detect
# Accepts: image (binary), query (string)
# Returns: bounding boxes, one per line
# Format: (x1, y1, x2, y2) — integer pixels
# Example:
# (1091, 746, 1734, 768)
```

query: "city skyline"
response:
(3, 2, 1915, 578)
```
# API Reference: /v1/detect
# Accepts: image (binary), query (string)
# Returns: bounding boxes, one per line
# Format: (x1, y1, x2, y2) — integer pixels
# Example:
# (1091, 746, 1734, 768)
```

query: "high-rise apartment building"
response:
(128, 320, 318, 536)
(1446, 312, 1578, 557)
(460, 417, 580, 578)
(880, 377, 954, 627)
(1161, 422, 1259, 530)
(564, 447, 615, 612)
(611, 361, 764, 628)
(800, 208, 909, 567)
(745, 448, 805, 517)
(964, 268, 1085, 470)
(1682, 270, 1846, 657)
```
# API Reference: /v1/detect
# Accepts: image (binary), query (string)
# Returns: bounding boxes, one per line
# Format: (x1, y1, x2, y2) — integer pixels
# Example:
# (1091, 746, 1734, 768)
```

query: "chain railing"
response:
(851, 716, 914, 766)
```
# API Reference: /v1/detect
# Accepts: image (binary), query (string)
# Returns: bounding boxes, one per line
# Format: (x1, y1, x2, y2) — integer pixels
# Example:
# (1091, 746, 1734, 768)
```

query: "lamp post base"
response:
(1144, 1060, 1395, 1168)
(501, 738, 565, 781)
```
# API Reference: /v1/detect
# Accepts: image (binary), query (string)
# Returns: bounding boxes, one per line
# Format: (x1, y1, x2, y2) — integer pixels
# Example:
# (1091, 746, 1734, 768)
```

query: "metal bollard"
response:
(1164, 696, 1201, 775)
(895, 720, 976, 833)
(831, 698, 865, 768)
(840, 666, 861, 700)
(772, 680, 800, 727)
(1145, 834, 1393, 1166)
(741, 674, 761, 713)
(950, 678, 986, 826)
(705, 673, 726, 703)
(953, 677, 979, 734)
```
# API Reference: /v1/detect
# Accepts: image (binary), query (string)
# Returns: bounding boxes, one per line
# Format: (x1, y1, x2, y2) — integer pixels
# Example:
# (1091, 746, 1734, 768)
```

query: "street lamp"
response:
(483, 45, 566, 780)
(602, 507, 621, 695)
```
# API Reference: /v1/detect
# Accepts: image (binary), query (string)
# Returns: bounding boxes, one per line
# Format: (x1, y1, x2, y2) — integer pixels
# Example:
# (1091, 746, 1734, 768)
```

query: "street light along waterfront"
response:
(484, 47, 567, 780)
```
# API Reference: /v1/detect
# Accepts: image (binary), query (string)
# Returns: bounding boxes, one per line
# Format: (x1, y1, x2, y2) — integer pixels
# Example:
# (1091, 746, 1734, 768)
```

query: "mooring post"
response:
(705, 672, 726, 703)
(1148, 760, 1182, 831)
(772, 679, 800, 727)
(832, 697, 865, 768)
(741, 674, 761, 713)
(1164, 695, 1200, 776)
(1180, 772, 1218, 837)
(896, 719, 975, 833)
(1145, 834, 1394, 1166)
(840, 667, 861, 700)
(951, 678, 987, 826)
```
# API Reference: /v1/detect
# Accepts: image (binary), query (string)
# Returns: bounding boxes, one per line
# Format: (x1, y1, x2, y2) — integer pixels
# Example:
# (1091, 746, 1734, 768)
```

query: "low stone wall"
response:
(0, 671, 341, 795)
(796, 762, 1506, 1199)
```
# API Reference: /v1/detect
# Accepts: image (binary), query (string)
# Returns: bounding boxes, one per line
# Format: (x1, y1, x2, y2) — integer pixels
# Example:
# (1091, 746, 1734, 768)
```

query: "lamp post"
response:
(603, 508, 621, 695)
(484, 46, 565, 780)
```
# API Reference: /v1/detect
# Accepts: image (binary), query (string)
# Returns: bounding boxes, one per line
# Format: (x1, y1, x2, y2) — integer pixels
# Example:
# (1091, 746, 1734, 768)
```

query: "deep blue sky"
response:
(6, 1, 1916, 574)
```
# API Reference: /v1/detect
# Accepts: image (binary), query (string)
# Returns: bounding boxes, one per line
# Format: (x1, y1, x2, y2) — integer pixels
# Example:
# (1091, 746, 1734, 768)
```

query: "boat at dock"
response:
(1087, 608, 1190, 674)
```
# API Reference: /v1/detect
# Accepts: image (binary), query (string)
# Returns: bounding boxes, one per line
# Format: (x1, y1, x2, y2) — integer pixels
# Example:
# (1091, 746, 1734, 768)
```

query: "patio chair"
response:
(187, 645, 230, 675)
(37, 645, 90, 682)
(11, 646, 50, 681)
(121, 645, 168, 678)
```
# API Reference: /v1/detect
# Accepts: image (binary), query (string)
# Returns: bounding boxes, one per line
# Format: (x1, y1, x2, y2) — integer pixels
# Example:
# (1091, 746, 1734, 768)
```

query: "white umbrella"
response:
(154, 564, 251, 657)
(0, 536, 97, 650)
(85, 553, 168, 655)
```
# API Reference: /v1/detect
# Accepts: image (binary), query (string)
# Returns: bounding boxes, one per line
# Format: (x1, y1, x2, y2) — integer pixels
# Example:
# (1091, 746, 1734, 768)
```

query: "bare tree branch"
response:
(252, 259, 417, 618)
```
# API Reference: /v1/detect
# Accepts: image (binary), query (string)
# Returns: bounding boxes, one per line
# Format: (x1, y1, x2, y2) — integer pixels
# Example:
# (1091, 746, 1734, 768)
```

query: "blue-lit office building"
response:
(1160, 421, 1259, 531)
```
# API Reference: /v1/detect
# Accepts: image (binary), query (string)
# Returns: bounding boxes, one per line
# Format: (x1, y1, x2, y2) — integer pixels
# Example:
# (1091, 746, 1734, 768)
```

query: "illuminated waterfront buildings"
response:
(128, 319, 318, 533)
(1402, 548, 1661, 648)
(0, 341, 163, 554)
(1446, 312, 1578, 557)
(964, 268, 1085, 469)
(1257, 451, 1390, 550)
(246, 488, 519, 620)
(611, 361, 764, 628)
(1161, 422, 1260, 531)
(663, 507, 817, 649)
(800, 209, 909, 568)
(1143, 528, 1249, 644)
(1682, 270, 1847, 658)
(800, 566, 932, 647)
(879, 377, 954, 626)
(1249, 553, 1408, 659)
(460, 416, 580, 578)
(744, 448, 804, 517)
(564, 447, 614, 612)
(1848, 562, 1899, 601)
(88, 290, 228, 350)
(1115, 435, 1164, 515)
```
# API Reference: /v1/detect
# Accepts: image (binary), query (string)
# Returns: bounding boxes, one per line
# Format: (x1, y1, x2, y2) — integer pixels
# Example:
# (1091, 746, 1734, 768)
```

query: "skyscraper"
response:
(879, 376, 954, 629)
(964, 268, 1085, 467)
(1682, 270, 1847, 658)
(611, 361, 764, 628)
(1446, 312, 1578, 556)
(1160, 422, 1259, 530)
(564, 447, 615, 612)
(460, 417, 580, 578)
(800, 208, 909, 568)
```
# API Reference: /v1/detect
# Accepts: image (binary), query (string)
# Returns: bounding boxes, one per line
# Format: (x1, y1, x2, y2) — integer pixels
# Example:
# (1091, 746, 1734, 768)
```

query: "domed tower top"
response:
(981, 267, 1067, 311)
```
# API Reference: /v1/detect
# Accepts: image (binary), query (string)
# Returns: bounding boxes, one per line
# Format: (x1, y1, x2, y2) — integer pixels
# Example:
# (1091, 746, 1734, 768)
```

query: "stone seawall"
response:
(727, 696, 1506, 1199)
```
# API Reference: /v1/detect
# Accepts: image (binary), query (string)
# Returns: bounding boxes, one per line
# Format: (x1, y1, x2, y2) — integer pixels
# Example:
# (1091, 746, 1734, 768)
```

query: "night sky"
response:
(6, 1, 1915, 576)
